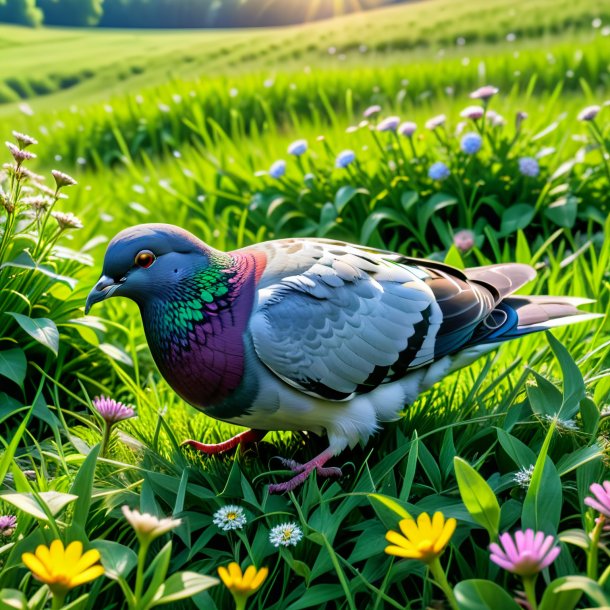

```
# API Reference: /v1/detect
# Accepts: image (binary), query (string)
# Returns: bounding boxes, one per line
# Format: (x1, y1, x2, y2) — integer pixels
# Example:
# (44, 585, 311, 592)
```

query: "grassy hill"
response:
(0, 0, 607, 114)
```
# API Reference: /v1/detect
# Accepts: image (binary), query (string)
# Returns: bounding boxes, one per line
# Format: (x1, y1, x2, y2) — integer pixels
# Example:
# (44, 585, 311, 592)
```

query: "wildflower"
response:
(363, 104, 381, 118)
(213, 505, 247, 531)
(335, 149, 356, 168)
(51, 211, 83, 230)
(377, 116, 401, 132)
(489, 530, 560, 576)
(122, 506, 181, 546)
(93, 395, 135, 424)
(487, 110, 506, 126)
(51, 170, 77, 190)
(269, 522, 303, 547)
(460, 132, 482, 154)
(0, 515, 16, 537)
(518, 157, 540, 178)
(543, 414, 578, 432)
(268, 160, 286, 179)
(470, 85, 499, 100)
(585, 481, 610, 518)
(398, 121, 417, 137)
(6, 142, 36, 164)
(428, 161, 450, 181)
(425, 114, 446, 130)
(514, 465, 535, 489)
(11, 131, 37, 148)
(287, 139, 308, 156)
(577, 105, 601, 121)
(453, 229, 475, 252)
(515, 111, 528, 130)
(22, 196, 52, 214)
(218, 562, 268, 608)
(460, 106, 485, 120)
(22, 540, 104, 602)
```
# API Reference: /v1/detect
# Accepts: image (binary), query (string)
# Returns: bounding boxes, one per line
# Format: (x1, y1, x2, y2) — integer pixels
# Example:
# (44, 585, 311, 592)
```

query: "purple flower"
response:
(515, 111, 528, 130)
(377, 116, 401, 132)
(287, 140, 308, 156)
(518, 157, 540, 177)
(363, 104, 381, 118)
(453, 229, 475, 252)
(460, 105, 485, 120)
(425, 114, 446, 130)
(470, 85, 499, 100)
(0, 515, 16, 536)
(585, 481, 610, 518)
(489, 530, 560, 576)
(578, 105, 601, 121)
(398, 121, 417, 137)
(335, 150, 356, 168)
(428, 161, 450, 181)
(268, 160, 286, 179)
(460, 132, 482, 154)
(94, 396, 135, 425)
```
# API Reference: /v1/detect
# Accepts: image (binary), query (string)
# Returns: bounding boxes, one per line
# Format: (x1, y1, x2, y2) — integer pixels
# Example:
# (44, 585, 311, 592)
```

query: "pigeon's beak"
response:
(85, 275, 121, 314)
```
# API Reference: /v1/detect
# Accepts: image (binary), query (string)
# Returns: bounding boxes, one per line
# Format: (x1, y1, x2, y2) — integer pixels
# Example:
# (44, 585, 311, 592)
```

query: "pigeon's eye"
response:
(135, 250, 155, 269)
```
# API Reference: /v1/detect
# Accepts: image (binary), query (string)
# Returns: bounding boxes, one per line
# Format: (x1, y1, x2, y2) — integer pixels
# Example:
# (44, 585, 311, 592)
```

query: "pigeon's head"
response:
(85, 223, 210, 313)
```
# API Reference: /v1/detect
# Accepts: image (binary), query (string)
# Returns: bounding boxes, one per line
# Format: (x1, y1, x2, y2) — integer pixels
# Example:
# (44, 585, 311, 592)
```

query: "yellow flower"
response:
(385, 511, 456, 563)
(218, 562, 268, 606)
(22, 540, 104, 598)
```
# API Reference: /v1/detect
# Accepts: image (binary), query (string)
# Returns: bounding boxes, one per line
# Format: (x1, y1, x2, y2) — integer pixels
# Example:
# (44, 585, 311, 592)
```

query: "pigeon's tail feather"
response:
(475, 296, 602, 344)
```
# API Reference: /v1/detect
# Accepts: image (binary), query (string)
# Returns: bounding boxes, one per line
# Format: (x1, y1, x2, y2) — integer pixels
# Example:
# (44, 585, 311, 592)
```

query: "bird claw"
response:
(268, 449, 341, 493)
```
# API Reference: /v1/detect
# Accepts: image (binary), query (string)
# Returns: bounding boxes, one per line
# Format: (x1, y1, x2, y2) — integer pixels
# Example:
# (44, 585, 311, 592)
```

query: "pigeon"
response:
(86, 223, 597, 492)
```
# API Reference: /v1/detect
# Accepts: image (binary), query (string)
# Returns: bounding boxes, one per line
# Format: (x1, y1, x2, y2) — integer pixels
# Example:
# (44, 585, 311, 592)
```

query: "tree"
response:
(0, 0, 43, 26)
(38, 0, 105, 27)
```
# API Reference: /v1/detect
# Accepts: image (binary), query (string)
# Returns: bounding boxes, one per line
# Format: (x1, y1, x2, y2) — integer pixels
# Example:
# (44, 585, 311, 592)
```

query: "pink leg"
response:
(268, 447, 342, 494)
(181, 429, 266, 455)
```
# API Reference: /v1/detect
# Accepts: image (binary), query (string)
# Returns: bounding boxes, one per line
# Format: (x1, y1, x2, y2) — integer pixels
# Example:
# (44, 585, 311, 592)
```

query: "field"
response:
(1, 0, 610, 608)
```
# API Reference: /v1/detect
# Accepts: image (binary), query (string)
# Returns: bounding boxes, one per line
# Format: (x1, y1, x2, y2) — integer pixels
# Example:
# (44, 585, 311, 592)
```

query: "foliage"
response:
(37, 0, 104, 27)
(0, 0, 42, 26)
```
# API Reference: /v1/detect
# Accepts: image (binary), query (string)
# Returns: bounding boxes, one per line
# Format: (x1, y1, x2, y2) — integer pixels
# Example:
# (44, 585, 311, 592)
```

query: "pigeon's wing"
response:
(248, 239, 509, 400)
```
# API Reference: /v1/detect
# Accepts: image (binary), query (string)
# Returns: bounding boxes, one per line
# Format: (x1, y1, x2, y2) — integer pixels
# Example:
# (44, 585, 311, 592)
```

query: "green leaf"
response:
(444, 245, 465, 269)
(556, 444, 602, 476)
(500, 204, 535, 236)
(0, 588, 27, 610)
(401, 190, 419, 213)
(419, 193, 457, 232)
(141, 541, 173, 609)
(368, 494, 412, 521)
(285, 585, 346, 609)
(62, 594, 89, 610)
(551, 576, 610, 607)
(0, 348, 27, 388)
(544, 196, 578, 228)
(151, 572, 219, 606)
(334, 185, 368, 214)
(527, 370, 563, 418)
(454, 579, 522, 610)
(67, 444, 101, 541)
(496, 429, 536, 468)
(522, 457, 562, 534)
(538, 577, 582, 610)
(98, 343, 133, 367)
(0, 406, 32, 486)
(453, 457, 500, 540)
(6, 312, 59, 356)
(93, 540, 138, 580)
(0, 251, 77, 288)
(580, 397, 600, 436)
(0, 491, 78, 521)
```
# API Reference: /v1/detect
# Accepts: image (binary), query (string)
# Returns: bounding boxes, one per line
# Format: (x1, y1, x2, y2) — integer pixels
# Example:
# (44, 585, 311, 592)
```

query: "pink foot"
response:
(269, 448, 341, 493)
(181, 429, 266, 455)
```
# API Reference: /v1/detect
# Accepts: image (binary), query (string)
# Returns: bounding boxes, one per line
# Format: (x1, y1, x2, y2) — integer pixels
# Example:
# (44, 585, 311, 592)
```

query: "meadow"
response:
(1, 0, 610, 607)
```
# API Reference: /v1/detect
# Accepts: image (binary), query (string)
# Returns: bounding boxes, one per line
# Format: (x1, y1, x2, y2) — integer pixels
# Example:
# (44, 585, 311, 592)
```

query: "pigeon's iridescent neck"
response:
(142, 249, 266, 408)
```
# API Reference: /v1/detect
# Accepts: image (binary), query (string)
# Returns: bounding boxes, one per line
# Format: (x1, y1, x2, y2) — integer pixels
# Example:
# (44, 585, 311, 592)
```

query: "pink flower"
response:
(577, 105, 601, 121)
(398, 121, 417, 137)
(377, 116, 401, 132)
(93, 395, 135, 425)
(460, 105, 485, 120)
(489, 530, 560, 576)
(425, 114, 446, 130)
(470, 85, 499, 100)
(585, 481, 610, 518)
(363, 105, 381, 118)
(453, 229, 475, 251)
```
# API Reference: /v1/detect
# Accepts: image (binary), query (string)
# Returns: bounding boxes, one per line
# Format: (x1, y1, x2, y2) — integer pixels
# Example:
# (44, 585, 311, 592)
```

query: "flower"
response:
(363, 104, 381, 118)
(11, 131, 37, 148)
(487, 110, 506, 126)
(122, 506, 181, 546)
(515, 111, 528, 130)
(428, 161, 450, 181)
(577, 105, 601, 121)
(213, 505, 247, 531)
(585, 481, 610, 518)
(385, 511, 456, 563)
(268, 160, 286, 179)
(425, 114, 446, 130)
(287, 139, 308, 156)
(489, 530, 560, 576)
(460, 132, 482, 154)
(470, 85, 499, 100)
(377, 116, 401, 132)
(514, 465, 535, 489)
(51, 169, 77, 189)
(218, 562, 268, 605)
(6, 142, 36, 164)
(269, 522, 303, 547)
(460, 105, 485, 120)
(22, 196, 52, 214)
(0, 515, 16, 537)
(398, 121, 417, 137)
(93, 395, 135, 424)
(51, 211, 83, 230)
(453, 229, 475, 252)
(517, 156, 540, 178)
(335, 149, 356, 168)
(22, 540, 104, 599)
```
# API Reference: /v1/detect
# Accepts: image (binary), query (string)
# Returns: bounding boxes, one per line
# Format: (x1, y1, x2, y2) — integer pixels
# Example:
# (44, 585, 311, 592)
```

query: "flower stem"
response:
(101, 422, 113, 458)
(428, 557, 459, 610)
(234, 596, 247, 610)
(522, 576, 538, 610)
(51, 593, 66, 610)
(588, 515, 605, 580)
(134, 539, 150, 603)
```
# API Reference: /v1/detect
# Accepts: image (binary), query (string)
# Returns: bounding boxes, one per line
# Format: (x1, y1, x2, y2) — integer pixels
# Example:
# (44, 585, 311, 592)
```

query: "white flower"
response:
(269, 522, 303, 547)
(577, 105, 601, 121)
(213, 505, 247, 531)
(425, 114, 446, 130)
(514, 465, 535, 489)
(287, 139, 308, 156)
(376, 116, 400, 132)
(122, 506, 181, 544)
(544, 414, 578, 432)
